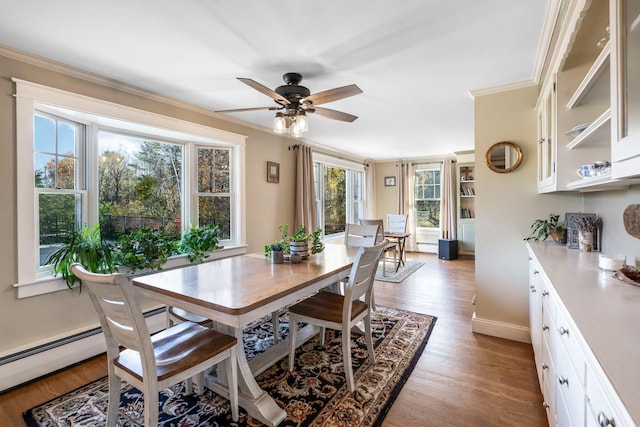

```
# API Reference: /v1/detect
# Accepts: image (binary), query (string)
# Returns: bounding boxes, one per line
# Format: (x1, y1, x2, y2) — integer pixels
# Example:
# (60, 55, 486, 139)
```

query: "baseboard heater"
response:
(0, 307, 166, 393)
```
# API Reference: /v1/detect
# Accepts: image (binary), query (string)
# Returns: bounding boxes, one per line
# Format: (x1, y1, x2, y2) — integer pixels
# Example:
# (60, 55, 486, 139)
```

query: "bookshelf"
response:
(457, 160, 475, 255)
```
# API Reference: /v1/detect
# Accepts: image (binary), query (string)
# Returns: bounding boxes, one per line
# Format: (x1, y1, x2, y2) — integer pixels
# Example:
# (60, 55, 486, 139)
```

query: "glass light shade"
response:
(296, 112, 309, 132)
(291, 120, 303, 137)
(273, 113, 286, 134)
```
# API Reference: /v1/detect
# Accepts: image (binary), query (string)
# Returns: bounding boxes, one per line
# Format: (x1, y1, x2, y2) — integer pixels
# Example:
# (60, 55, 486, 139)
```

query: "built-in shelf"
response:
(566, 108, 611, 149)
(566, 42, 610, 109)
(565, 173, 627, 191)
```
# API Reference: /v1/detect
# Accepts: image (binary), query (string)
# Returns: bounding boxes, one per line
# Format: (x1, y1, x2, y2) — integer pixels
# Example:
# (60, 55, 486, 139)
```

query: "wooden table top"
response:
(133, 244, 358, 316)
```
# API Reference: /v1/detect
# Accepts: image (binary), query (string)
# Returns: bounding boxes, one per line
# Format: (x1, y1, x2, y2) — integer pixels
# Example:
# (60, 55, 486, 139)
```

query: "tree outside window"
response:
(415, 168, 441, 228)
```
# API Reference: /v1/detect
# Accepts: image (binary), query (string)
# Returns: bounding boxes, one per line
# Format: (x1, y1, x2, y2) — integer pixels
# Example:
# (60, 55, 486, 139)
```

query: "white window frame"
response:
(313, 153, 365, 239)
(14, 79, 246, 298)
(414, 164, 441, 231)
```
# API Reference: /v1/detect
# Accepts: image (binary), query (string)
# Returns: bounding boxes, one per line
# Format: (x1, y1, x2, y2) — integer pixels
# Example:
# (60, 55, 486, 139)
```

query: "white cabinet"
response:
(526, 243, 637, 427)
(536, 0, 640, 191)
(456, 161, 475, 255)
(611, 0, 640, 178)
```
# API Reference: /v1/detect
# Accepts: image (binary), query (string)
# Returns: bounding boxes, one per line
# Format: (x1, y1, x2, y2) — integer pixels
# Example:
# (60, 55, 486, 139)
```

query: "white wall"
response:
(473, 83, 581, 342)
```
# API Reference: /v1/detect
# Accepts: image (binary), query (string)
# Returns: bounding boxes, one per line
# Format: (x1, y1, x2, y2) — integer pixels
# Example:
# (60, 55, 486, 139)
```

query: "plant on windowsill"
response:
(178, 224, 221, 264)
(524, 213, 567, 244)
(46, 223, 118, 291)
(116, 228, 178, 273)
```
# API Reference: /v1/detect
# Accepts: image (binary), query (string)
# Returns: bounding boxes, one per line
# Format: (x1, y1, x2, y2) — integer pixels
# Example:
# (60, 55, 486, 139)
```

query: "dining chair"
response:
(288, 240, 388, 392)
(359, 218, 398, 276)
(386, 214, 409, 265)
(71, 263, 239, 426)
(344, 223, 378, 247)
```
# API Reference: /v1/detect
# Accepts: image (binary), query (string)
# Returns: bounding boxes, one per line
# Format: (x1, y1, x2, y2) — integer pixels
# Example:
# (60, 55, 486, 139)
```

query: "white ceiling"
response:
(0, 1, 547, 161)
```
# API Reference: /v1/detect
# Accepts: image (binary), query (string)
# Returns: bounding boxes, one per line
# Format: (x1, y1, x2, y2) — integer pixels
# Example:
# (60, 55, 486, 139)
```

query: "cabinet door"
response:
(612, 0, 640, 178)
(537, 81, 557, 192)
(458, 221, 475, 254)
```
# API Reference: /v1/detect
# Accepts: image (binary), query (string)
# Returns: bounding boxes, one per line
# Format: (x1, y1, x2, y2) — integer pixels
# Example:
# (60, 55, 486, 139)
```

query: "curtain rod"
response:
(395, 160, 448, 166)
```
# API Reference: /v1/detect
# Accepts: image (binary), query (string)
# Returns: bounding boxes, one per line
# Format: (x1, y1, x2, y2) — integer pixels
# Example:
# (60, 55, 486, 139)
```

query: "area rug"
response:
(24, 306, 435, 427)
(375, 261, 424, 283)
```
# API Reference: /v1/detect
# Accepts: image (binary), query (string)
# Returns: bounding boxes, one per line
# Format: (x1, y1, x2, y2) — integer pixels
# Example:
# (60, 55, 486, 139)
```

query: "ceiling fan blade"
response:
(312, 107, 358, 122)
(237, 78, 290, 105)
(304, 84, 363, 106)
(216, 106, 279, 113)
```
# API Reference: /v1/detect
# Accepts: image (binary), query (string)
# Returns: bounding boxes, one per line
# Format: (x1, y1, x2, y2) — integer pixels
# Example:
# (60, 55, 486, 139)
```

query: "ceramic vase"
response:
(579, 231, 593, 252)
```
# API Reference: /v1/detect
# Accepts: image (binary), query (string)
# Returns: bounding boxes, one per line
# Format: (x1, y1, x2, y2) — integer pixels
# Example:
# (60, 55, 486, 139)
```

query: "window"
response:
(414, 167, 441, 228)
(15, 79, 246, 295)
(313, 153, 364, 237)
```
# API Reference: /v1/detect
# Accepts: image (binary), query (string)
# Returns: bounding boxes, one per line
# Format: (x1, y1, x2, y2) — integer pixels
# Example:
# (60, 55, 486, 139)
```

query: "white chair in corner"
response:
(71, 263, 239, 426)
(288, 240, 387, 392)
(386, 214, 409, 267)
(359, 218, 398, 276)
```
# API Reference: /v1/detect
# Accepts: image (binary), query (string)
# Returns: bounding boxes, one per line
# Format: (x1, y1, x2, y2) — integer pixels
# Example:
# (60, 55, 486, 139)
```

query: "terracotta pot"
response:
(550, 229, 567, 245)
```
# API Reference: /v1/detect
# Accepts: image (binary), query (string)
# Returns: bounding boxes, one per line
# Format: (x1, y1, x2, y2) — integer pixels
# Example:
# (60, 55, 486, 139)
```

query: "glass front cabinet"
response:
(537, 0, 640, 192)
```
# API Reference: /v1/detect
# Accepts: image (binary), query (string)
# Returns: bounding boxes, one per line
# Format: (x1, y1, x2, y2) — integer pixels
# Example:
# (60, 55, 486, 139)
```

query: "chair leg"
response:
(319, 326, 326, 345)
(342, 332, 355, 392)
(226, 347, 239, 422)
(143, 382, 159, 427)
(194, 372, 205, 394)
(106, 373, 120, 427)
(288, 315, 298, 371)
(365, 314, 375, 364)
(272, 310, 280, 343)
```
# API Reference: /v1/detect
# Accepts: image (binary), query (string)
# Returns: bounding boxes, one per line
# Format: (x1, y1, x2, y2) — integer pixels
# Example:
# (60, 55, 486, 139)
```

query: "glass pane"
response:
(215, 170, 230, 193)
(198, 170, 213, 193)
(199, 196, 231, 239)
(323, 166, 346, 235)
(98, 132, 183, 240)
(198, 148, 230, 193)
(56, 157, 76, 190)
(35, 153, 55, 188)
(57, 121, 77, 156)
(626, 0, 640, 136)
(39, 193, 81, 266)
(415, 200, 440, 228)
(34, 115, 55, 153)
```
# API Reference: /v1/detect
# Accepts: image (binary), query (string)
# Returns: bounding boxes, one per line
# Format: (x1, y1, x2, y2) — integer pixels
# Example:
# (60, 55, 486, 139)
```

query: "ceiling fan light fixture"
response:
(291, 118, 303, 137)
(273, 112, 286, 134)
(296, 111, 309, 132)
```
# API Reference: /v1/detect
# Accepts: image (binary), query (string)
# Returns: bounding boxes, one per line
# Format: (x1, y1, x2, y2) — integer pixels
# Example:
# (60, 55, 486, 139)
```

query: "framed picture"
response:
(267, 161, 280, 183)
(384, 176, 396, 187)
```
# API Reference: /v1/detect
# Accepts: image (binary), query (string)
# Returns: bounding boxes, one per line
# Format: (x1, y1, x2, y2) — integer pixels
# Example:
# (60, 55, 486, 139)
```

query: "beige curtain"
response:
(364, 162, 376, 219)
(294, 145, 318, 232)
(397, 162, 416, 251)
(440, 160, 457, 239)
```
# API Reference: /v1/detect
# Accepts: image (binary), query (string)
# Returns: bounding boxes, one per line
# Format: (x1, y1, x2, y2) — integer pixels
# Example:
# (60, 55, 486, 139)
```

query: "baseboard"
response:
(0, 310, 166, 392)
(471, 312, 531, 344)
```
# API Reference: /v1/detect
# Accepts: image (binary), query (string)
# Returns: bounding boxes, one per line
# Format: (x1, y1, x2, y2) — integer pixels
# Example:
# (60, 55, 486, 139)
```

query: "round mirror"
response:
(486, 141, 523, 173)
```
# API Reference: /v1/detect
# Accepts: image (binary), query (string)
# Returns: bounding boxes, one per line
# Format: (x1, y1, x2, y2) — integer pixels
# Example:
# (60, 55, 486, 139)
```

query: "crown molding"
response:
(468, 80, 537, 99)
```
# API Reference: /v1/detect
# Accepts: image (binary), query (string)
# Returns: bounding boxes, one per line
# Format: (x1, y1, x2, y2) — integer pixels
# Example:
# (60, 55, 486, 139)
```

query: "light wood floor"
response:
(0, 253, 548, 426)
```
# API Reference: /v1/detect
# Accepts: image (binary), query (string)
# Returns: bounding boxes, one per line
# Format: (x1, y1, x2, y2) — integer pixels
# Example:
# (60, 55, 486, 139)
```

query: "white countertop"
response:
(527, 243, 640, 425)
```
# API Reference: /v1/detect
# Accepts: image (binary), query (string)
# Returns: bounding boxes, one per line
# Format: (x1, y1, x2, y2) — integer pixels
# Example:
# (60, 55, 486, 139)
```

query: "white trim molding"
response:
(471, 312, 531, 344)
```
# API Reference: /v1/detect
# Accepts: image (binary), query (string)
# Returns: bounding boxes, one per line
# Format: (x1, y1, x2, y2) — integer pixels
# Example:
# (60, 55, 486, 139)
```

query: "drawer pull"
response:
(559, 326, 569, 336)
(542, 290, 549, 297)
(558, 376, 569, 386)
(533, 270, 540, 275)
(542, 325, 549, 331)
(597, 411, 615, 427)
(542, 364, 549, 370)
(543, 402, 550, 410)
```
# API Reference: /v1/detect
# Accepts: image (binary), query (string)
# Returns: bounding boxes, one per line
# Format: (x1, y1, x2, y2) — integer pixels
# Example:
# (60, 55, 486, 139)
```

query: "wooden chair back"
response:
(343, 240, 388, 312)
(387, 214, 408, 234)
(359, 218, 384, 243)
(345, 223, 378, 247)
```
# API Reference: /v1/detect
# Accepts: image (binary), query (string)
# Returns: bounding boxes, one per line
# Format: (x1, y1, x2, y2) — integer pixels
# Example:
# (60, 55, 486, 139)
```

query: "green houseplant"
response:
(264, 224, 324, 257)
(46, 223, 118, 290)
(524, 213, 567, 244)
(179, 224, 221, 264)
(117, 228, 178, 273)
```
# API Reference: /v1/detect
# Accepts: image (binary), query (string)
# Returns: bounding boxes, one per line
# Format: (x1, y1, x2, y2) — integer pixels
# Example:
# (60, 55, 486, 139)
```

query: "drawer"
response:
(542, 336, 556, 427)
(556, 342, 586, 427)
(542, 297, 556, 362)
(555, 302, 586, 387)
(585, 363, 633, 427)
(541, 282, 556, 324)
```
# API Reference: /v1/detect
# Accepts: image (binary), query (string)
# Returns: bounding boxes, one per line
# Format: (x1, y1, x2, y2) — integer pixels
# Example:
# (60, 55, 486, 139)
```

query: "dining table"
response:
(133, 244, 359, 427)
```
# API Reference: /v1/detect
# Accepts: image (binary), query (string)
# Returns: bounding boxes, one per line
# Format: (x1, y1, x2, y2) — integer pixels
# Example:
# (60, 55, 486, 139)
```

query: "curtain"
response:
(364, 162, 376, 219)
(440, 160, 457, 239)
(294, 145, 318, 232)
(397, 162, 416, 251)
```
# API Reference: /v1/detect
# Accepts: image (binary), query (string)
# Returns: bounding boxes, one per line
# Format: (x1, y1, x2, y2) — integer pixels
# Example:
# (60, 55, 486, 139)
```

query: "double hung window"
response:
(414, 167, 441, 229)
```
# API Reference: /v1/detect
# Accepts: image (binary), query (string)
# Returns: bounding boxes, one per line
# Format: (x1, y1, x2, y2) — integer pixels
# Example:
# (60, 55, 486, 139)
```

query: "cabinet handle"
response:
(542, 325, 549, 331)
(542, 290, 549, 297)
(559, 326, 569, 336)
(543, 402, 550, 410)
(558, 376, 569, 386)
(597, 411, 615, 427)
(528, 257, 532, 261)
(542, 363, 549, 370)
(533, 270, 539, 275)
(531, 288, 537, 293)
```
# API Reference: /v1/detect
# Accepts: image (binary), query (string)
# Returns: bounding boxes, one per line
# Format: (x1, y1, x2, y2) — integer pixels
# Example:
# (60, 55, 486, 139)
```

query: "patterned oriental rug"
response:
(24, 306, 436, 427)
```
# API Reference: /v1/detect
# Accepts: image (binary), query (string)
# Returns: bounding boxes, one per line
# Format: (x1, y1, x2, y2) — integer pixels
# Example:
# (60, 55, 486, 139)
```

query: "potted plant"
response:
(264, 224, 324, 260)
(46, 223, 118, 290)
(178, 224, 221, 264)
(576, 215, 601, 252)
(524, 214, 567, 244)
(269, 242, 284, 264)
(117, 228, 178, 273)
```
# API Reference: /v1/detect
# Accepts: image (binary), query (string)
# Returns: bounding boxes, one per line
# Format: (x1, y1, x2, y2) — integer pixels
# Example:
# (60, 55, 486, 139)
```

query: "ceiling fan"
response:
(216, 72, 363, 136)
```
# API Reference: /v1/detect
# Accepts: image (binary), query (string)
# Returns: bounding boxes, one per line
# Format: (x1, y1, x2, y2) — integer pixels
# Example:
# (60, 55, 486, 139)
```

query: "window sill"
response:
(13, 245, 247, 299)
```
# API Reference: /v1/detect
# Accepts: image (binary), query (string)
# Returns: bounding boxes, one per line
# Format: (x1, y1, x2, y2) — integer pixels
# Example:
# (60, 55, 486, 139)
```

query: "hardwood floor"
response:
(0, 253, 548, 426)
